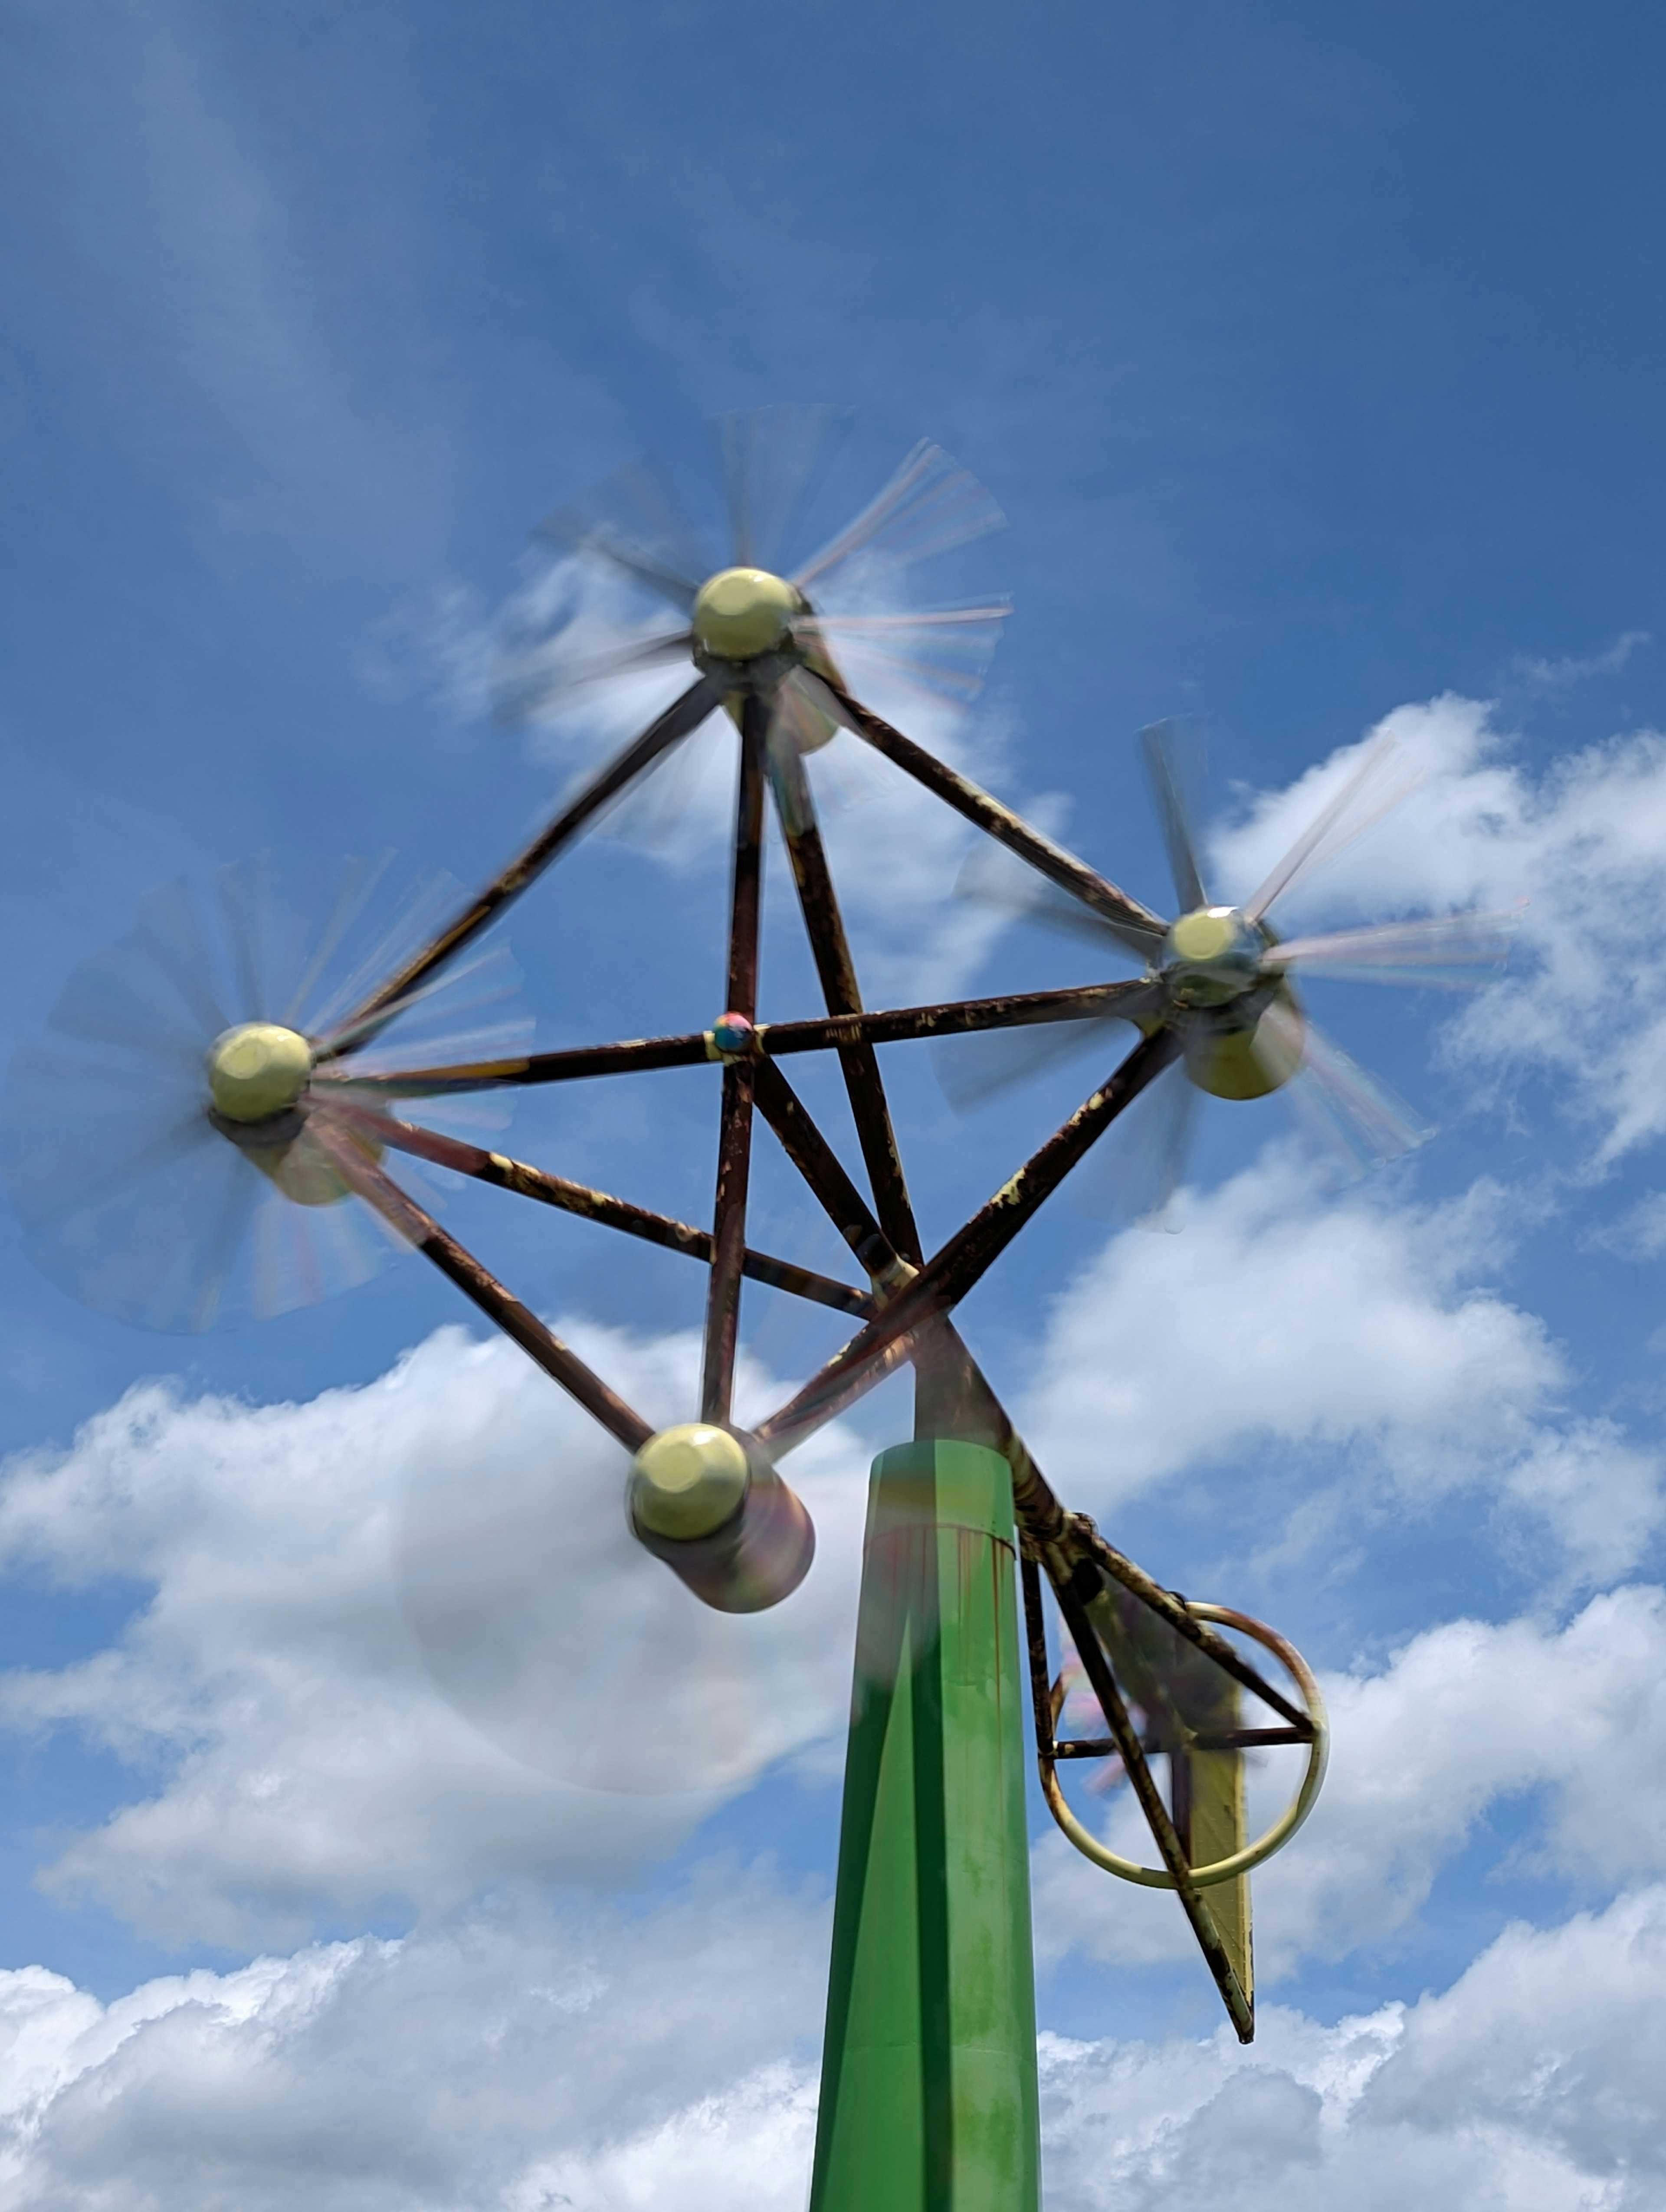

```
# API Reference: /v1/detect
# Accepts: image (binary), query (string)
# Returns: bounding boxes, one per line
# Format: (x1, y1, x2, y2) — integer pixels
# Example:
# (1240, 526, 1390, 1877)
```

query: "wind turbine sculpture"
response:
(2, 411, 1514, 2212)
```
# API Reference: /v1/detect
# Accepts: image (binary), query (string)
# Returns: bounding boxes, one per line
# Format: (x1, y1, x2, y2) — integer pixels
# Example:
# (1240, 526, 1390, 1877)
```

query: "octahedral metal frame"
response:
(305, 669, 1320, 2043)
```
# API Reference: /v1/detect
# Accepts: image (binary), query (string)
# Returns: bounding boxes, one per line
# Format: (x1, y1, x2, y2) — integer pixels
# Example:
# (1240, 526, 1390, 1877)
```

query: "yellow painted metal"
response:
(692, 566, 799, 660)
(1187, 1695, 1253, 2008)
(205, 1023, 311, 1122)
(1185, 995, 1303, 1100)
(1036, 1601, 1328, 1891)
(1168, 908, 1240, 966)
(629, 1422, 750, 1538)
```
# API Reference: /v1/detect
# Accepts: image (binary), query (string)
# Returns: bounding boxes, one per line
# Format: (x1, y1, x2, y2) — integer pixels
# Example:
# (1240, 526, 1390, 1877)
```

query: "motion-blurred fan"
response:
(1, 856, 528, 1331)
(936, 723, 1521, 1220)
(493, 406, 1010, 834)
(397, 1415, 856, 1795)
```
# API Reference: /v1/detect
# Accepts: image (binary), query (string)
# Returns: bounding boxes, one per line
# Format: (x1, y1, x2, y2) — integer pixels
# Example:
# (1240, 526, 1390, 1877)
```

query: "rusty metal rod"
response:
(318, 677, 719, 1057)
(766, 739, 922, 1265)
(308, 979, 1154, 1098)
(701, 704, 765, 1424)
(728, 1080, 1310, 1735)
(1051, 1564, 1254, 2043)
(811, 675, 1168, 952)
(1054, 1728, 1307, 1757)
(1068, 1520, 1312, 1734)
(1020, 1552, 1059, 1760)
(751, 1057, 900, 1287)
(324, 1101, 872, 1318)
(753, 1025, 1183, 1452)
(307, 1115, 653, 1452)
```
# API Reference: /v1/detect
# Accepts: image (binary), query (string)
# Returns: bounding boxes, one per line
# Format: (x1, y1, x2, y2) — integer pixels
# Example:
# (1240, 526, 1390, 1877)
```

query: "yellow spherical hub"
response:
(691, 567, 800, 661)
(1164, 906, 1263, 1006)
(1186, 1003, 1304, 1100)
(630, 1422, 750, 1540)
(205, 1022, 312, 1123)
(1168, 908, 1241, 966)
(1161, 906, 1304, 1101)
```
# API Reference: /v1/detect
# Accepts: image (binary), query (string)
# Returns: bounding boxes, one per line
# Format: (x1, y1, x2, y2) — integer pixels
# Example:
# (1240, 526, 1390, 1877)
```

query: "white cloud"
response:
(1516, 630, 1650, 687)
(0, 1321, 869, 1947)
(0, 1875, 827, 2212)
(1034, 1584, 1666, 1979)
(1039, 1886, 1666, 2209)
(0, 1874, 1661, 2208)
(1208, 695, 1666, 1166)
(1020, 1152, 1662, 1580)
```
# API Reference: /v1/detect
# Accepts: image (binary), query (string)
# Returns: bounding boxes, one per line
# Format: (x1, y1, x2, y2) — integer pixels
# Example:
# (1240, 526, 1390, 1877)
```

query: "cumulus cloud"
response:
(0, 1321, 869, 1947)
(0, 1875, 1661, 2208)
(0, 1874, 827, 2212)
(1209, 694, 1666, 1166)
(1020, 1152, 1663, 1580)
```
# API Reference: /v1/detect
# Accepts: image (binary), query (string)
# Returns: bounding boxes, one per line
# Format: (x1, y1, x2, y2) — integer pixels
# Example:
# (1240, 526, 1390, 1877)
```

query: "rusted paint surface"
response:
(318, 677, 719, 1057)
(766, 738, 922, 1266)
(1066, 1517, 1312, 1734)
(813, 674, 1168, 952)
(751, 1057, 899, 1286)
(1049, 1567, 1254, 2043)
(754, 1027, 1183, 1453)
(307, 1114, 653, 1452)
(325, 1100, 872, 1316)
(311, 979, 1156, 1099)
(702, 706, 766, 1425)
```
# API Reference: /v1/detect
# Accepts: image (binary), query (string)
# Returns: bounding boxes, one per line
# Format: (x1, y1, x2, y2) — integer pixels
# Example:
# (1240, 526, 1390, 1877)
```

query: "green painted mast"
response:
(808, 1431, 1042, 2212)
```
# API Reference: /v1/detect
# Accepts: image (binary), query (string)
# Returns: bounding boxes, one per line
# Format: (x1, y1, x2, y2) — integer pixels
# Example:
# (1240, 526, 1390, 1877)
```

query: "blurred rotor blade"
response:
(953, 838, 1154, 958)
(2, 1063, 257, 1332)
(1268, 907, 1522, 986)
(1258, 1002, 1431, 1172)
(532, 455, 708, 612)
(279, 854, 398, 1030)
(1073, 1051, 1197, 1227)
(316, 947, 533, 1137)
(576, 708, 734, 857)
(718, 405, 850, 570)
(931, 997, 1163, 1113)
(791, 441, 1005, 594)
(316, 940, 526, 1063)
(397, 1437, 851, 1795)
(796, 602, 1012, 713)
(492, 625, 695, 729)
(1141, 720, 1208, 913)
(2, 858, 523, 1332)
(1243, 736, 1420, 924)
(45, 884, 228, 1062)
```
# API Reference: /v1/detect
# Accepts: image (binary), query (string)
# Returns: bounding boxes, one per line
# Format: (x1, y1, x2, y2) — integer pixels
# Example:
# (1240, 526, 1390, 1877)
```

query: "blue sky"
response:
(3, 4, 1666, 2204)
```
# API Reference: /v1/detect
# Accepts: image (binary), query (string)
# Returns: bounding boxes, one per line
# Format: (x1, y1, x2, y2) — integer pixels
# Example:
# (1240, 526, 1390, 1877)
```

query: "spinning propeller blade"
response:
(2, 858, 528, 1332)
(396, 1424, 851, 1796)
(493, 412, 1010, 851)
(935, 726, 1514, 1214)
(1141, 720, 1208, 914)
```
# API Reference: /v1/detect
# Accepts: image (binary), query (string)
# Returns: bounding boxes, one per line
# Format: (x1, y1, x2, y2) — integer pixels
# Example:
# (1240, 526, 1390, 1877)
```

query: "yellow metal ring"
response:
(1038, 1602, 1328, 1890)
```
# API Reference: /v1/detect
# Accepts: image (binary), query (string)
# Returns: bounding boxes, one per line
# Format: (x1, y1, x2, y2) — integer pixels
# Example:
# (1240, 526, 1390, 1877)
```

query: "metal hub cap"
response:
(205, 1022, 312, 1123)
(630, 1422, 750, 1540)
(1162, 906, 1266, 1007)
(691, 567, 800, 661)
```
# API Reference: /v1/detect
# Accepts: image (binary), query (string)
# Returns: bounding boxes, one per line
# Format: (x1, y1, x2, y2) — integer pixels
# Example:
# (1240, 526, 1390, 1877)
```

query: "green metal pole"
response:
(809, 1438, 1042, 2212)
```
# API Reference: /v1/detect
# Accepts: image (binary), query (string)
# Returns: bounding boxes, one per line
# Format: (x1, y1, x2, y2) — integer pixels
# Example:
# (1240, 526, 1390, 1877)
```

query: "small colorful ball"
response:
(710, 1011, 755, 1057)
